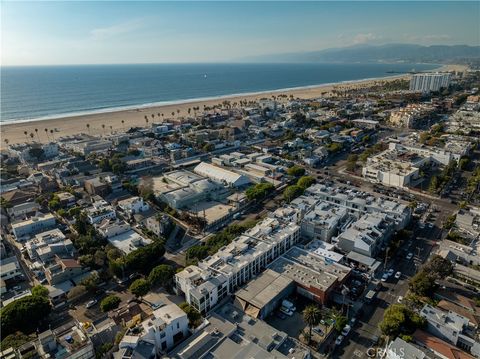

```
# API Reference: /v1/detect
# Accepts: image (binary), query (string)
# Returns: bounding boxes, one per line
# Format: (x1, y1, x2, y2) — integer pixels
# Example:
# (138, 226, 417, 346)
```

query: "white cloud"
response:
(403, 34, 452, 43)
(90, 19, 144, 40)
(352, 32, 382, 44)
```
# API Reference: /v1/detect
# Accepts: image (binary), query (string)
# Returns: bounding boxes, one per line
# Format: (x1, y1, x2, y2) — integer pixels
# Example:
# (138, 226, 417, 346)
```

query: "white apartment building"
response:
(6, 201, 40, 220)
(301, 202, 349, 242)
(85, 200, 116, 224)
(8, 142, 59, 163)
(11, 212, 56, 241)
(335, 213, 394, 258)
(26, 228, 74, 264)
(420, 304, 480, 356)
(1, 256, 22, 281)
(175, 217, 300, 313)
(117, 196, 150, 215)
(410, 72, 451, 93)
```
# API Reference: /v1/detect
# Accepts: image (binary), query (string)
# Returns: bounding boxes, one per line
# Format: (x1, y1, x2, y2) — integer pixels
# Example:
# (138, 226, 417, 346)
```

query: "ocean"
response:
(0, 63, 438, 123)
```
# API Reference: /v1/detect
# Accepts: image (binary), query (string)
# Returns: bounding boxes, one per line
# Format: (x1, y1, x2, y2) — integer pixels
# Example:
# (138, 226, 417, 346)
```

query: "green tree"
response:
(409, 271, 436, 297)
(302, 305, 322, 345)
(124, 241, 165, 273)
(1, 332, 34, 350)
(428, 176, 439, 194)
(31, 285, 49, 298)
(129, 279, 150, 298)
(0, 295, 52, 337)
(245, 182, 275, 202)
(334, 315, 348, 332)
(100, 295, 121, 312)
(380, 304, 406, 337)
(424, 255, 453, 279)
(179, 302, 202, 327)
(148, 265, 175, 288)
(287, 165, 305, 177)
(283, 185, 304, 202)
(297, 176, 315, 189)
(186, 245, 209, 265)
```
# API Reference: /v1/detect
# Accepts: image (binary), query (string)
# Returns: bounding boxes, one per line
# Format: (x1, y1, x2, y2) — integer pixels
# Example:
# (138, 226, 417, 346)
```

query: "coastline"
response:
(0, 64, 466, 148)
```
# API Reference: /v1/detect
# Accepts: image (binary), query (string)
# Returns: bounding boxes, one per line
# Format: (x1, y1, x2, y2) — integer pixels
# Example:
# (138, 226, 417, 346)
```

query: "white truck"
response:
(282, 299, 296, 311)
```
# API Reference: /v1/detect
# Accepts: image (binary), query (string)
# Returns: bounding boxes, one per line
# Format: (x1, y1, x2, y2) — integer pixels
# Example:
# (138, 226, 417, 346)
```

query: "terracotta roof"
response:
(437, 300, 480, 327)
(435, 289, 478, 312)
(413, 329, 475, 359)
(60, 258, 82, 269)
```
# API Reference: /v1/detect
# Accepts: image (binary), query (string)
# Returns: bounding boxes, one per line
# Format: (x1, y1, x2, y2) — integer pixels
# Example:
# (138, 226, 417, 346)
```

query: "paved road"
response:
(334, 222, 440, 359)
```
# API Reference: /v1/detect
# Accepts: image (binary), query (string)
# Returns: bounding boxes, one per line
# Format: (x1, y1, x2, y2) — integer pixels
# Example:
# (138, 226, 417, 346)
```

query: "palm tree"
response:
(145, 117, 149, 126)
(44, 128, 50, 141)
(176, 109, 180, 114)
(171, 111, 175, 117)
(110, 125, 113, 132)
(151, 113, 155, 119)
(4, 138, 9, 146)
(121, 119, 125, 130)
(29, 133, 35, 142)
(23, 131, 28, 142)
(102, 124, 105, 135)
(303, 304, 322, 345)
(86, 123, 90, 134)
(34, 128, 40, 142)
(50, 129, 55, 141)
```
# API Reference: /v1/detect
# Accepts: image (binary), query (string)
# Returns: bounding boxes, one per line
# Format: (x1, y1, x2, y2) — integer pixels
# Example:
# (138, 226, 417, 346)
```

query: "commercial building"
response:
(11, 212, 56, 241)
(301, 202, 348, 242)
(169, 303, 310, 359)
(6, 202, 40, 221)
(153, 170, 227, 210)
(410, 72, 451, 93)
(233, 269, 295, 319)
(193, 162, 251, 188)
(389, 104, 435, 128)
(269, 246, 350, 305)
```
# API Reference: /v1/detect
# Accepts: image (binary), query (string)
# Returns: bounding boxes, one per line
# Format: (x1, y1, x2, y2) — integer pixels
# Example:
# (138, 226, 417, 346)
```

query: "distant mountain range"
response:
(241, 44, 480, 63)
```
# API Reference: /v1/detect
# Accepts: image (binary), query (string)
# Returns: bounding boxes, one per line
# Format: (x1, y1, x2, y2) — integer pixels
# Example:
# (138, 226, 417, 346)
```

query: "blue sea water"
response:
(0, 63, 438, 123)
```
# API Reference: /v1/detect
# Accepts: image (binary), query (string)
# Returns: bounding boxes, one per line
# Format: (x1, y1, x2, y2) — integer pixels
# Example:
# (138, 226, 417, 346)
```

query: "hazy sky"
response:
(2, 1, 479, 66)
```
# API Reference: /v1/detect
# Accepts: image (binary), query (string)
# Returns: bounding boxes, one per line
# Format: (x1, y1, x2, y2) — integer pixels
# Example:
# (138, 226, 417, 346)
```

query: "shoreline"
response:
(0, 63, 466, 148)
(2, 72, 411, 125)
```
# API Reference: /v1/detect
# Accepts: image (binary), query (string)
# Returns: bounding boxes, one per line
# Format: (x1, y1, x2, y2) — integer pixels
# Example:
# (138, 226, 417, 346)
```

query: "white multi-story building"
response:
(301, 202, 349, 242)
(8, 142, 59, 163)
(1, 256, 22, 281)
(117, 196, 150, 215)
(175, 217, 300, 313)
(25, 228, 74, 264)
(6, 201, 40, 220)
(193, 162, 251, 188)
(420, 304, 480, 356)
(85, 199, 116, 224)
(118, 303, 189, 357)
(335, 213, 394, 258)
(11, 213, 56, 241)
(410, 72, 451, 93)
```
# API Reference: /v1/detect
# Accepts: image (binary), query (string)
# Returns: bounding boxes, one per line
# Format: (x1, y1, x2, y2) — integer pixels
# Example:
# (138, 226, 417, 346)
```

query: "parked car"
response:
(279, 307, 293, 316)
(335, 335, 344, 345)
(86, 299, 98, 309)
(381, 273, 389, 282)
(12, 285, 21, 291)
(341, 325, 351, 336)
(406, 252, 414, 260)
(395, 271, 402, 279)
(397, 296, 404, 303)
(313, 327, 324, 336)
(387, 269, 394, 277)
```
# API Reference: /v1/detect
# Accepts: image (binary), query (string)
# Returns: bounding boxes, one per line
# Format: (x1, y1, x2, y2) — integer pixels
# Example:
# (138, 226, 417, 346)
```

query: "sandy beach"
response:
(0, 64, 466, 148)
